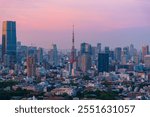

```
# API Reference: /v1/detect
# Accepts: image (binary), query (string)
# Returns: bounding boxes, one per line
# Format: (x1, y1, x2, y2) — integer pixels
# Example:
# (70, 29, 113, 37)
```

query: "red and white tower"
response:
(70, 25, 76, 76)
(70, 25, 75, 64)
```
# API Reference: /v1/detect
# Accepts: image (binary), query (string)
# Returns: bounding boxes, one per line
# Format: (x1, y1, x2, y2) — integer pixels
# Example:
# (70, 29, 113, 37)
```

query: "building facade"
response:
(2, 21, 17, 68)
(98, 53, 109, 73)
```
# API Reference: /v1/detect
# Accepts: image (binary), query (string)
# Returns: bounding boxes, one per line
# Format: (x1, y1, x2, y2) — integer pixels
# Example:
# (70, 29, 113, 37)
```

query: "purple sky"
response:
(0, 0, 150, 49)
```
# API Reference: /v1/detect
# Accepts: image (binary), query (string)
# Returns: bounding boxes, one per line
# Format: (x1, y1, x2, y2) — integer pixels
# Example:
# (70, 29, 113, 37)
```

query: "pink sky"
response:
(0, 0, 150, 49)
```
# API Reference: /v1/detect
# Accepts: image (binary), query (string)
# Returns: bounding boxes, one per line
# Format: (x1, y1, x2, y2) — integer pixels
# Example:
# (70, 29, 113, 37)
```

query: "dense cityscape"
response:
(0, 21, 150, 100)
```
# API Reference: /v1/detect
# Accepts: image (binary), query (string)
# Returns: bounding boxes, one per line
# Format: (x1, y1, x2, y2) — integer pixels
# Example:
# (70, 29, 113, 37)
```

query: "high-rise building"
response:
(109, 50, 115, 61)
(130, 44, 134, 59)
(121, 47, 129, 64)
(114, 47, 122, 63)
(91, 46, 97, 66)
(80, 42, 92, 73)
(104, 46, 110, 54)
(27, 56, 36, 77)
(144, 55, 150, 68)
(48, 44, 58, 66)
(81, 53, 91, 73)
(81, 42, 92, 55)
(91, 46, 97, 59)
(37, 48, 43, 65)
(142, 45, 149, 61)
(2, 21, 17, 68)
(123, 47, 129, 59)
(53, 44, 58, 66)
(97, 43, 101, 54)
(98, 53, 109, 73)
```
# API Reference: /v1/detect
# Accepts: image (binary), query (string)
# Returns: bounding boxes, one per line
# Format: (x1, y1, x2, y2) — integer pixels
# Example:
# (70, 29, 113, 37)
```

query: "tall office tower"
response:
(144, 55, 150, 68)
(109, 50, 115, 61)
(81, 42, 92, 55)
(130, 44, 134, 59)
(104, 46, 110, 54)
(131, 48, 139, 64)
(27, 56, 36, 77)
(142, 45, 149, 61)
(121, 46, 129, 64)
(48, 44, 58, 66)
(81, 54, 91, 73)
(98, 53, 109, 73)
(80, 42, 92, 72)
(37, 48, 43, 65)
(52, 44, 58, 66)
(91, 46, 97, 59)
(69, 25, 76, 76)
(97, 43, 101, 53)
(91, 46, 97, 65)
(123, 47, 129, 59)
(2, 21, 17, 68)
(114, 47, 122, 63)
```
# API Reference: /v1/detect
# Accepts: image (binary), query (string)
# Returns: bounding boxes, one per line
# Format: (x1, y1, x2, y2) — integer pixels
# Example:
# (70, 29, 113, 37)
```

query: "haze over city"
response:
(0, 0, 150, 49)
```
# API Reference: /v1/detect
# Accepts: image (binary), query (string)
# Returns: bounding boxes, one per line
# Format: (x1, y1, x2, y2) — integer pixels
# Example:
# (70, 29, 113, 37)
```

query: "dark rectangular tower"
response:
(98, 53, 109, 73)
(2, 21, 17, 68)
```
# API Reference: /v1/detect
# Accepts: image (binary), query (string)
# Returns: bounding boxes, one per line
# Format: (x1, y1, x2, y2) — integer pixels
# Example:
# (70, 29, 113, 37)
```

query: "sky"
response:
(0, 0, 150, 49)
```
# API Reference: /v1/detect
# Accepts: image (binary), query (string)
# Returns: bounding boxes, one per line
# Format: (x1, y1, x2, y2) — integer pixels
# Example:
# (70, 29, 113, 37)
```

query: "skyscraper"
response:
(109, 50, 115, 61)
(104, 46, 110, 54)
(142, 45, 149, 61)
(114, 47, 122, 63)
(130, 44, 134, 59)
(121, 47, 129, 64)
(98, 53, 109, 73)
(48, 44, 58, 66)
(81, 42, 92, 55)
(52, 44, 58, 66)
(27, 56, 36, 77)
(80, 42, 92, 73)
(37, 47, 43, 65)
(81, 53, 92, 73)
(2, 21, 17, 68)
(97, 43, 101, 54)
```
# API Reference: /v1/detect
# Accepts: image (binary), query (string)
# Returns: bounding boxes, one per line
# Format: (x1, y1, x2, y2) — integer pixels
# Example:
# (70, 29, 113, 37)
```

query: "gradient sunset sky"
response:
(0, 0, 150, 49)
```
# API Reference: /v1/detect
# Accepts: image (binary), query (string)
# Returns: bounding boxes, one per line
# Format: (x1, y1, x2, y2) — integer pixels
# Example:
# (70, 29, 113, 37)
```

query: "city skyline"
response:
(0, 22, 150, 100)
(0, 0, 150, 49)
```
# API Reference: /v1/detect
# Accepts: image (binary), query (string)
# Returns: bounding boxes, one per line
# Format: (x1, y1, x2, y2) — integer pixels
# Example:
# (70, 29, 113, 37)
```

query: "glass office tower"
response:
(2, 21, 17, 68)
